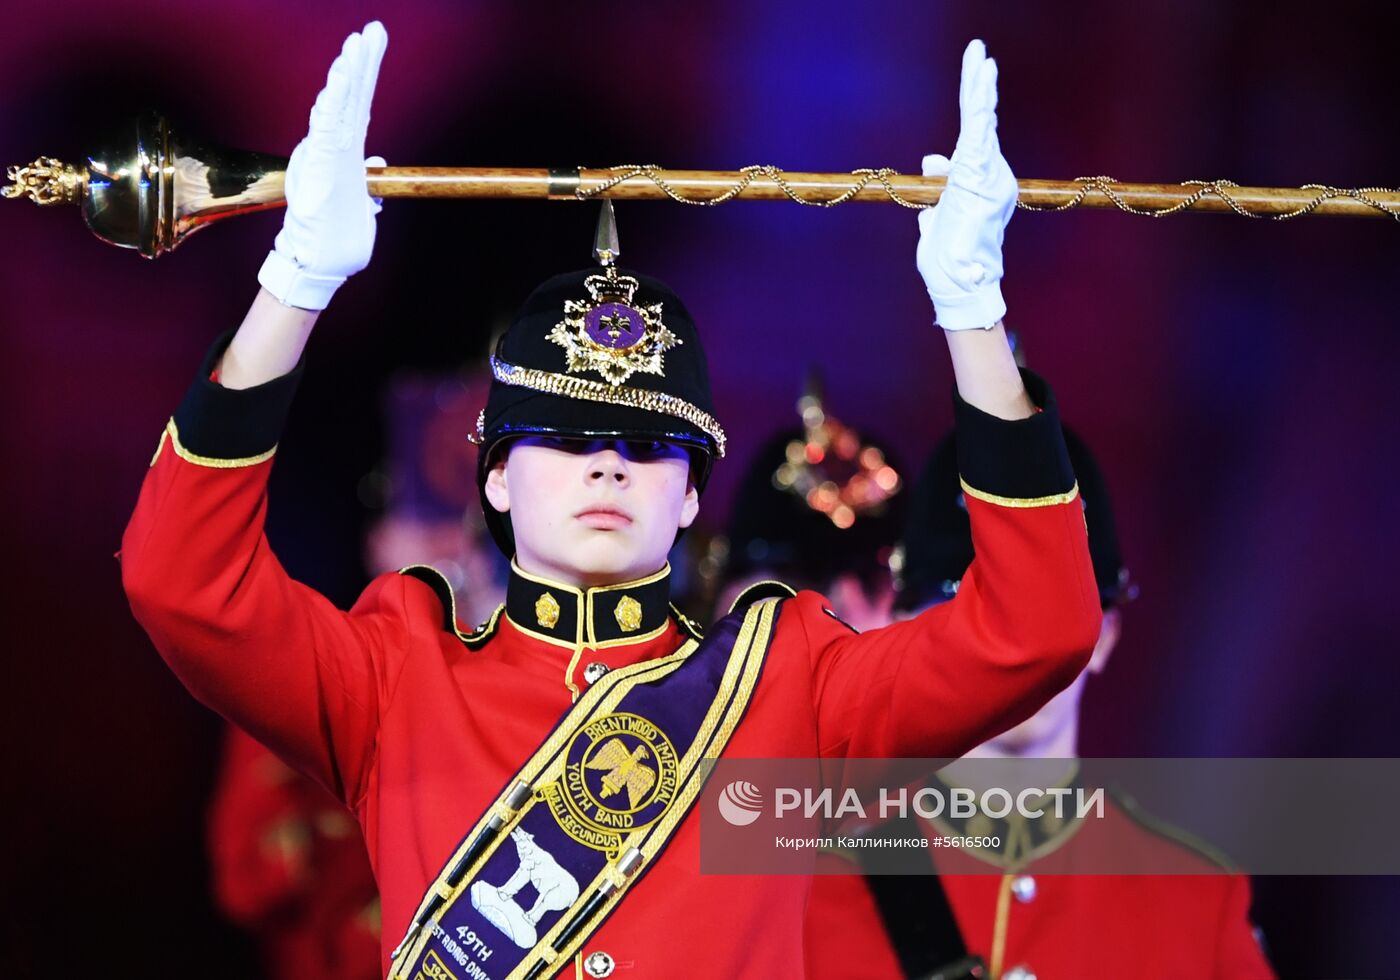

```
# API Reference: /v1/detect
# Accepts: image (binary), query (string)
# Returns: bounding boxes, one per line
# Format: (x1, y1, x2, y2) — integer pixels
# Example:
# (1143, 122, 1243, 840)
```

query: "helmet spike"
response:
(593, 199, 620, 267)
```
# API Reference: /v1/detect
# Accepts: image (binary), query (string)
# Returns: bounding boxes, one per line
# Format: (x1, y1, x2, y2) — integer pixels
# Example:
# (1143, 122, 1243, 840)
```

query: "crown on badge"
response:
(546, 203, 682, 387)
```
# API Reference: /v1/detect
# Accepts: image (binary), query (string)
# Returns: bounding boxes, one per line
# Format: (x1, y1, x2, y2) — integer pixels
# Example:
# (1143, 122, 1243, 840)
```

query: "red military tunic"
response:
(208, 725, 382, 980)
(806, 793, 1275, 979)
(120, 342, 1099, 978)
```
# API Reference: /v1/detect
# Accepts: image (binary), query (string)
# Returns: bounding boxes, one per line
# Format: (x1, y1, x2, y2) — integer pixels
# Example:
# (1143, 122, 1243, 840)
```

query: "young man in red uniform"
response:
(805, 433, 1275, 980)
(120, 23, 1100, 979)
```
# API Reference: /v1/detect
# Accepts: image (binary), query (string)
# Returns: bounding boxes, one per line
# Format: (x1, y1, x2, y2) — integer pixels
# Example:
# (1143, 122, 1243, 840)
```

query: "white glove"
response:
(916, 39, 1018, 331)
(258, 21, 388, 311)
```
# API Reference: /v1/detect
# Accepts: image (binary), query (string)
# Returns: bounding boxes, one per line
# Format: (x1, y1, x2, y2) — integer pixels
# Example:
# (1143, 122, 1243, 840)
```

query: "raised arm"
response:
(805, 40, 1100, 762)
(119, 23, 427, 803)
(918, 40, 1031, 421)
(801, 378, 1100, 762)
(220, 21, 387, 388)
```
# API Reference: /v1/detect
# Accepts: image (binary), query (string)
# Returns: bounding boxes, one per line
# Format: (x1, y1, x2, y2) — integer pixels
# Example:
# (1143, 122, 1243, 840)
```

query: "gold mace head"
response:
(3, 157, 85, 205)
(3, 112, 288, 258)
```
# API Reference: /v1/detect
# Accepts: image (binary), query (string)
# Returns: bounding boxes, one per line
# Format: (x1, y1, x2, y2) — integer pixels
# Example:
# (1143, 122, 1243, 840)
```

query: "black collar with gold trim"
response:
(506, 561, 674, 648)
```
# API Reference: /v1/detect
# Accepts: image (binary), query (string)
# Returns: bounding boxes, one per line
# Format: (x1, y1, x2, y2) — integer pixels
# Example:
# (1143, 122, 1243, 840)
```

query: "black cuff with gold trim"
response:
(171, 331, 305, 460)
(952, 368, 1075, 500)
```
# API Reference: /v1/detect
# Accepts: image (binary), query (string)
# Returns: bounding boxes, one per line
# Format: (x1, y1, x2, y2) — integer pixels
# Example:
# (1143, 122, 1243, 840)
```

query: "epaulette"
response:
(1109, 786, 1238, 871)
(397, 564, 503, 649)
(669, 603, 705, 642)
(458, 606, 504, 649)
(726, 579, 797, 615)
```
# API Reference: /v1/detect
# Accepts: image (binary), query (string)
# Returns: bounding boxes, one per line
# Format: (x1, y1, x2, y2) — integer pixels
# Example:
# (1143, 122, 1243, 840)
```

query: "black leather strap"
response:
(854, 814, 984, 980)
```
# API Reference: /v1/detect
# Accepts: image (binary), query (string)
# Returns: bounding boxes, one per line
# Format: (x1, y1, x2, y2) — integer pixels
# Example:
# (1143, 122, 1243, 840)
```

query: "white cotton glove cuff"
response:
(259, 153, 387, 312)
(932, 290, 1006, 332)
(929, 270, 1007, 332)
(257, 249, 346, 312)
(918, 151, 1015, 332)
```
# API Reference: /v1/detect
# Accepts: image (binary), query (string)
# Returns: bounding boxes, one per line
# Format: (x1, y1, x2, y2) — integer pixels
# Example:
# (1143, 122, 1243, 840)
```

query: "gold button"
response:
(535, 592, 561, 629)
(614, 595, 642, 632)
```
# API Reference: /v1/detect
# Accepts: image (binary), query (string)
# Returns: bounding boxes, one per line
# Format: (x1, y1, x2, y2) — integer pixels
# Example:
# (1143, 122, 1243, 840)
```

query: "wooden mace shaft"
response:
(363, 167, 1400, 218)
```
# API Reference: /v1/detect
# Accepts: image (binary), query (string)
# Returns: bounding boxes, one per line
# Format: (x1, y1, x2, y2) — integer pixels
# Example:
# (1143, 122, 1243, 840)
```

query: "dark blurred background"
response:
(2, 1, 1398, 976)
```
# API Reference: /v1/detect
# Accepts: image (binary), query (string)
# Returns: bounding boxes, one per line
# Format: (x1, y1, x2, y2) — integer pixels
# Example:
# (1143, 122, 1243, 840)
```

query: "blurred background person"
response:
(207, 727, 382, 980)
(710, 377, 905, 630)
(805, 428, 1274, 980)
(360, 367, 509, 627)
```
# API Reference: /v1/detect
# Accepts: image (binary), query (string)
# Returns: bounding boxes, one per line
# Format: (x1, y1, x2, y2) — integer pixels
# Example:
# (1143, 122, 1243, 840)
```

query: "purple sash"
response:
(389, 596, 783, 980)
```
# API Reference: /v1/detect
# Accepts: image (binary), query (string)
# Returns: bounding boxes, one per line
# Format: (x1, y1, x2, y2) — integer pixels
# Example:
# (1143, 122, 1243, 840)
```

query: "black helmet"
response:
(722, 383, 905, 592)
(475, 263, 724, 555)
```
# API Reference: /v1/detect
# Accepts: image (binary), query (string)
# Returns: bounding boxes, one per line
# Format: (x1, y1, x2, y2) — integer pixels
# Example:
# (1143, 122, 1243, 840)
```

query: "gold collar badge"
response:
(548, 264, 681, 386)
(536, 592, 562, 629)
(613, 594, 643, 633)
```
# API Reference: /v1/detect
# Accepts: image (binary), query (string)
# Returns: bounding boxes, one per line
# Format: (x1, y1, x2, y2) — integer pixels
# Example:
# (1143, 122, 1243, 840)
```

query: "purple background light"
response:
(2, 1, 1398, 975)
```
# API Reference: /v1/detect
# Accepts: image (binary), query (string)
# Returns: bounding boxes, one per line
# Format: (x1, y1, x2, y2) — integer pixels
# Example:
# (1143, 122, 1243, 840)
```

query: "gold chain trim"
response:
(575, 164, 926, 209)
(573, 165, 1400, 221)
(1016, 176, 1400, 221)
(490, 356, 727, 457)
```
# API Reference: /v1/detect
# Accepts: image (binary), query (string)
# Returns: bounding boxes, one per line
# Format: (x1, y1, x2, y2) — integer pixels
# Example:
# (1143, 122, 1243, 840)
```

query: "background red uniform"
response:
(807, 796, 1274, 979)
(208, 726, 381, 980)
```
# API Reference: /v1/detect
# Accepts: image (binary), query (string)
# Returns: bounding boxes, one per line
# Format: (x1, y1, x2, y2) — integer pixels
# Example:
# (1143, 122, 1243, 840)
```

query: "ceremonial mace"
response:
(6, 112, 1398, 258)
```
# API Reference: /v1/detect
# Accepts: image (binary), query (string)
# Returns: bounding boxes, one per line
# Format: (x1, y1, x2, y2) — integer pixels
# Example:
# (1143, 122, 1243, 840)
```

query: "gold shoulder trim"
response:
(959, 477, 1080, 510)
(670, 603, 705, 641)
(398, 564, 499, 648)
(726, 579, 798, 614)
(1110, 788, 1238, 871)
(460, 605, 504, 649)
(163, 418, 277, 469)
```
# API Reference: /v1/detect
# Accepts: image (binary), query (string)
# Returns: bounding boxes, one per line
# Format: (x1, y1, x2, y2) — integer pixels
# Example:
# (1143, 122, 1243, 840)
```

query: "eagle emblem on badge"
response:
(587, 738, 656, 809)
(539, 711, 680, 857)
(548, 267, 681, 386)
